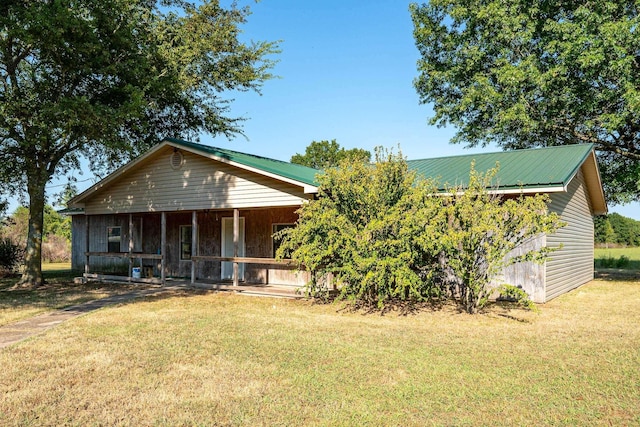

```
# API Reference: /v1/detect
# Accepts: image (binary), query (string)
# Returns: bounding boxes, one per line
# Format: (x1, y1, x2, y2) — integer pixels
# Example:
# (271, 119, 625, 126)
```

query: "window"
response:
(272, 224, 294, 257)
(180, 225, 193, 260)
(107, 226, 121, 253)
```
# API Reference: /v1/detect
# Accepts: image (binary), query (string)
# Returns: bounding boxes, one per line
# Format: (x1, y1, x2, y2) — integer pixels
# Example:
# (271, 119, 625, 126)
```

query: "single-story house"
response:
(67, 138, 606, 303)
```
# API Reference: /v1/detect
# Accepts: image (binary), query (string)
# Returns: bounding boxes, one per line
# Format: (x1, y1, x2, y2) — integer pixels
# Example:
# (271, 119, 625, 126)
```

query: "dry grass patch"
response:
(1, 279, 639, 426)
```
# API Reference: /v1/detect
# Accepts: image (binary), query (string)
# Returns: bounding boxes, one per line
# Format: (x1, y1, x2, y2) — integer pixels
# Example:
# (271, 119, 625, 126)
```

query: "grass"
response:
(0, 264, 148, 326)
(1, 278, 639, 425)
(595, 246, 640, 270)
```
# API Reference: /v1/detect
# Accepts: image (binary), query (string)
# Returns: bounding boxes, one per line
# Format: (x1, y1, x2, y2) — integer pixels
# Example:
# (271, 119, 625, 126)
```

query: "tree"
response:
(434, 164, 564, 313)
(0, 0, 279, 286)
(277, 148, 440, 309)
(411, 1, 640, 203)
(608, 213, 640, 246)
(277, 150, 562, 313)
(290, 140, 371, 169)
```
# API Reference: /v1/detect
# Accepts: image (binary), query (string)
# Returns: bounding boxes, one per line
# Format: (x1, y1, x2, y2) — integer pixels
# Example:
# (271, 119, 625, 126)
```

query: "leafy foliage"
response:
(0, 237, 24, 275)
(594, 213, 640, 246)
(1, 205, 71, 263)
(0, 0, 278, 286)
(290, 140, 371, 169)
(411, 0, 640, 203)
(278, 150, 562, 313)
(278, 148, 440, 308)
(433, 163, 564, 313)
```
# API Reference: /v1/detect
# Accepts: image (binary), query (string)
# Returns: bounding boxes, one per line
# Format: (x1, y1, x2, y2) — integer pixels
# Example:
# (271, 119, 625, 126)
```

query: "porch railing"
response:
(83, 252, 300, 286)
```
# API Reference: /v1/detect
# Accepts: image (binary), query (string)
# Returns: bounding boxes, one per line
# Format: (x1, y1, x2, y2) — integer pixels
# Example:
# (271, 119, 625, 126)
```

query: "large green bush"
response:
(432, 164, 564, 313)
(277, 150, 564, 313)
(277, 148, 441, 308)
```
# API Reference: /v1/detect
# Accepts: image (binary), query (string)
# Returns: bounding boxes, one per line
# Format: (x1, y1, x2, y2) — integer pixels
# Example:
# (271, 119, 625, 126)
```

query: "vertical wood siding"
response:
(500, 235, 546, 303)
(545, 169, 595, 301)
(71, 215, 86, 271)
(82, 147, 311, 214)
(77, 207, 308, 285)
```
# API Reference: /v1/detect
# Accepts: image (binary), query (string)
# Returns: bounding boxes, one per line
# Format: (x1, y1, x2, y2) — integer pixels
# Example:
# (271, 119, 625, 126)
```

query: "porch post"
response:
(233, 208, 239, 287)
(128, 214, 134, 279)
(161, 212, 166, 285)
(191, 211, 197, 285)
(84, 214, 90, 281)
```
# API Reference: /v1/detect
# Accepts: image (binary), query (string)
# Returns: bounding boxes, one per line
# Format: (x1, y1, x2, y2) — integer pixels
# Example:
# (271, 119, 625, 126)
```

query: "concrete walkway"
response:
(0, 285, 186, 350)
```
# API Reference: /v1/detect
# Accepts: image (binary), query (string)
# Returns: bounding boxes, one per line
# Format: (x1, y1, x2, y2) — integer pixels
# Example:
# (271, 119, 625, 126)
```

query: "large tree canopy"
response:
(0, 0, 279, 286)
(411, 0, 640, 203)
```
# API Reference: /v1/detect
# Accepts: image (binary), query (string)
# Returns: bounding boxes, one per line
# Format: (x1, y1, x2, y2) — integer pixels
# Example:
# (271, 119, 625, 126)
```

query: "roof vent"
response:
(170, 150, 184, 170)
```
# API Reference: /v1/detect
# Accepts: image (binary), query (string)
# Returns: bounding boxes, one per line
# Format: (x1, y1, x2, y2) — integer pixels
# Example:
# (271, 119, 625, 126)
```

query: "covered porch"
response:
(73, 206, 309, 291)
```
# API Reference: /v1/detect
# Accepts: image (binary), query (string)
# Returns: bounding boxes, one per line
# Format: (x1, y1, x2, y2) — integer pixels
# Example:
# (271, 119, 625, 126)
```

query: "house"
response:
(67, 139, 606, 303)
(407, 143, 607, 303)
(67, 137, 320, 289)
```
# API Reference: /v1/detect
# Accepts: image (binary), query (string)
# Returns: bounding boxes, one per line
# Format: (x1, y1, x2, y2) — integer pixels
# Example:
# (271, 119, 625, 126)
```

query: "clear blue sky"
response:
(30, 0, 640, 220)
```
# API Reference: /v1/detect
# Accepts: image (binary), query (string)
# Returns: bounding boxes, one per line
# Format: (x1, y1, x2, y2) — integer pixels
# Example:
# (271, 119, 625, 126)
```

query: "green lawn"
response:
(1, 278, 639, 426)
(595, 246, 640, 270)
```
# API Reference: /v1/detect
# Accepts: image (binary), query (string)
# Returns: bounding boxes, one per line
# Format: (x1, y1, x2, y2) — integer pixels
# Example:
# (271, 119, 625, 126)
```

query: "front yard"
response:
(0, 274, 638, 426)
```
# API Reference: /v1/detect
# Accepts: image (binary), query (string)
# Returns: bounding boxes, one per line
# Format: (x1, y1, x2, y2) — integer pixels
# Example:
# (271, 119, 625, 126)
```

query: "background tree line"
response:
(0, 205, 71, 274)
(594, 213, 640, 247)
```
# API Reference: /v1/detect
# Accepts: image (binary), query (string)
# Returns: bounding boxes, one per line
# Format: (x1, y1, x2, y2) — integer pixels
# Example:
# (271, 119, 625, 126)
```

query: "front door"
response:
(221, 217, 245, 280)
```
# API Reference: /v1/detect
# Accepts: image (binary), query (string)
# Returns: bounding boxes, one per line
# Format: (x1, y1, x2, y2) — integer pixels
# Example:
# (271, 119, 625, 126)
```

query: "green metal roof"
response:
(164, 137, 320, 187)
(407, 144, 595, 191)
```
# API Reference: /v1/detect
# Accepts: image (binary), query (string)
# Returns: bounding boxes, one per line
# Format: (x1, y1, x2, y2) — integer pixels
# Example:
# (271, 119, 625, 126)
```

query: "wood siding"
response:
(500, 235, 546, 303)
(75, 207, 308, 285)
(545, 168, 595, 301)
(82, 146, 311, 215)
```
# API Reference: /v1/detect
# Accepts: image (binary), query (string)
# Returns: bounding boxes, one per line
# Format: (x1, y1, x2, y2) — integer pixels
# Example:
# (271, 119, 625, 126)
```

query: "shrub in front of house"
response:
(277, 150, 564, 314)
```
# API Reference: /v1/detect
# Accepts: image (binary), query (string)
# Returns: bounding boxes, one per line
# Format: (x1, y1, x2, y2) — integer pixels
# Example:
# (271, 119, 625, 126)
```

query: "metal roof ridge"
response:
(406, 143, 595, 163)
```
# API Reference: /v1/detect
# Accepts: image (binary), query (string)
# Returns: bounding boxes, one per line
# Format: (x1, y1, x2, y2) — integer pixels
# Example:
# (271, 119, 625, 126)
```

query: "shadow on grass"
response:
(594, 268, 640, 282)
(1, 268, 218, 317)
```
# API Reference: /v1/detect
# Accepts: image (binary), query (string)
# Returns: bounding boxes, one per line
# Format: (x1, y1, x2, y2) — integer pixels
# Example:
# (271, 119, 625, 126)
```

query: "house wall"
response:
(500, 235, 547, 303)
(81, 147, 311, 215)
(545, 168, 595, 301)
(74, 207, 308, 285)
(71, 215, 85, 271)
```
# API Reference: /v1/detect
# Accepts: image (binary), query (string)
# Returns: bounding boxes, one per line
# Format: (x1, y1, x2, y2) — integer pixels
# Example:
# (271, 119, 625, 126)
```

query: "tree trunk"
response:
(19, 174, 48, 288)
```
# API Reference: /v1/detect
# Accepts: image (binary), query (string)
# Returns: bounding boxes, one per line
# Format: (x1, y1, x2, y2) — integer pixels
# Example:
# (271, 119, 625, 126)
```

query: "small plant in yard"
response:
(596, 254, 631, 269)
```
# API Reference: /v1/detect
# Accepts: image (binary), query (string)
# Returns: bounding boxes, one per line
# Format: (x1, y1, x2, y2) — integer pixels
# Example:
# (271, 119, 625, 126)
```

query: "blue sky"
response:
(27, 0, 640, 219)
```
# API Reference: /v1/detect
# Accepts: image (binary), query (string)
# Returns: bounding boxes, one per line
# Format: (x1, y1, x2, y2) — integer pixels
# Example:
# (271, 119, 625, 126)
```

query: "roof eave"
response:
(164, 139, 318, 193)
(582, 150, 608, 215)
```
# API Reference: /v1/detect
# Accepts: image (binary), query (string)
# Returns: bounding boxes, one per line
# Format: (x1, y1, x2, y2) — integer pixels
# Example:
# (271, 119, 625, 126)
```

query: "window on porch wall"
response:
(180, 225, 192, 260)
(272, 224, 294, 257)
(107, 226, 121, 253)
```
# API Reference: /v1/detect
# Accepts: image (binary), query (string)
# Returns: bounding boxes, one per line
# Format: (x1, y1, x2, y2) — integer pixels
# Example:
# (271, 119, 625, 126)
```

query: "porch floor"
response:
(176, 280, 305, 299)
(82, 274, 304, 299)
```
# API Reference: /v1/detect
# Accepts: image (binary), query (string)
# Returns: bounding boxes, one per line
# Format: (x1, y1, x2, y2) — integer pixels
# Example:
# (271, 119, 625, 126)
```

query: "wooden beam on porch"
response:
(128, 214, 134, 277)
(233, 208, 239, 287)
(191, 255, 297, 266)
(191, 211, 197, 285)
(84, 215, 90, 281)
(161, 212, 167, 285)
